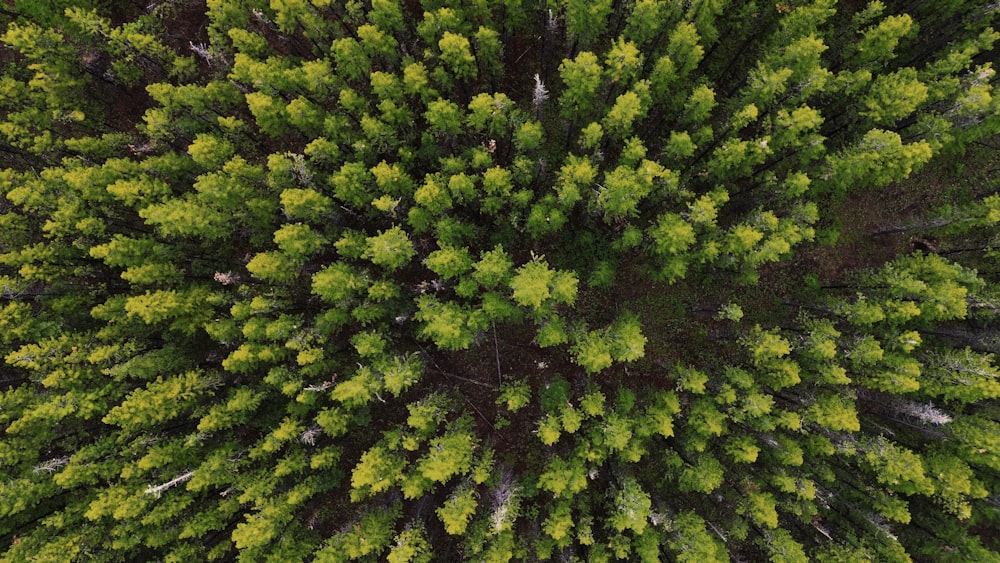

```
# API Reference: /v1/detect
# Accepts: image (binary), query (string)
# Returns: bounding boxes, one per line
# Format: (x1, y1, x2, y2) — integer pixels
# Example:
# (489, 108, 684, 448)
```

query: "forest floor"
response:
(810, 140, 1000, 280)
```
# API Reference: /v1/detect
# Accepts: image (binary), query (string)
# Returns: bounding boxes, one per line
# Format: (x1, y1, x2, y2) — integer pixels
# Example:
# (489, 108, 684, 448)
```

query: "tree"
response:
(572, 328, 614, 374)
(824, 129, 932, 192)
(667, 22, 704, 79)
(425, 98, 464, 136)
(509, 255, 578, 313)
(388, 524, 432, 563)
(602, 88, 648, 140)
(414, 295, 487, 350)
(861, 68, 929, 125)
(438, 31, 477, 80)
(668, 512, 727, 562)
(559, 51, 603, 119)
(365, 226, 416, 271)
(563, 0, 612, 48)
(608, 476, 651, 534)
(648, 212, 695, 281)
(850, 13, 915, 66)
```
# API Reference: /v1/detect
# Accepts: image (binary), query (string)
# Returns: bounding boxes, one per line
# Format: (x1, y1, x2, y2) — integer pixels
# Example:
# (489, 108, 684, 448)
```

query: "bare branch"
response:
(145, 470, 195, 498)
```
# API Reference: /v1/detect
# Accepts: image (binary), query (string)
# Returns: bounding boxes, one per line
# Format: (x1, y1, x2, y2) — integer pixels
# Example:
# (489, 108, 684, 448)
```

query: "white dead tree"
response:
(33, 456, 71, 474)
(144, 470, 195, 498)
(533, 74, 549, 118)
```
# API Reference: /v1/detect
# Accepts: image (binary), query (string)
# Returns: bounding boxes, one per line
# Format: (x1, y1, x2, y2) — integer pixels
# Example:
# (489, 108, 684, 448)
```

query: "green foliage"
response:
(571, 329, 614, 374)
(4, 1, 1000, 562)
(437, 486, 478, 535)
(247, 251, 298, 283)
(103, 371, 206, 430)
(559, 51, 603, 119)
(438, 32, 477, 80)
(418, 428, 476, 483)
(863, 437, 934, 495)
(863, 68, 929, 125)
(825, 129, 932, 192)
(852, 13, 915, 65)
(425, 98, 464, 135)
(318, 505, 401, 560)
(365, 226, 416, 271)
(679, 455, 725, 494)
(388, 525, 432, 563)
(564, 0, 612, 47)
(424, 245, 472, 279)
(609, 477, 651, 534)
(497, 380, 531, 412)
(538, 455, 589, 499)
(414, 295, 487, 350)
(669, 512, 727, 562)
(509, 256, 578, 313)
(351, 444, 408, 501)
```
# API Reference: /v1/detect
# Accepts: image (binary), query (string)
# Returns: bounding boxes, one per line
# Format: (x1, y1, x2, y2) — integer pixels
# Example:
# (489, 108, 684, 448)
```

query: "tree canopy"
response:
(2, 0, 1000, 561)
